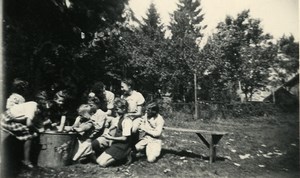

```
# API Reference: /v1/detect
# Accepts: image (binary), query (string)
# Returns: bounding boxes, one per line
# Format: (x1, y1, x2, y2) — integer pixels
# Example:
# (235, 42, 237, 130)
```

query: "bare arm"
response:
(103, 134, 129, 142)
(126, 105, 143, 119)
(58, 115, 66, 132)
(141, 118, 164, 137)
(72, 116, 81, 127)
(74, 122, 93, 132)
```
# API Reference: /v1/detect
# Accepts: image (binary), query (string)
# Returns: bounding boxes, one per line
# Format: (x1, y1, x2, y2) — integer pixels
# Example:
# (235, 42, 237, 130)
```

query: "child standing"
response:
(1, 91, 50, 169)
(96, 98, 133, 167)
(135, 102, 165, 163)
(6, 79, 29, 109)
(68, 104, 97, 162)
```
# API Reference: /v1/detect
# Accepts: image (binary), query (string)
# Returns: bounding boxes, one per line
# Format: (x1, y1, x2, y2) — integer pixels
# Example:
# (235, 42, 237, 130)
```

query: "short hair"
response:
(121, 78, 135, 89)
(113, 98, 128, 111)
(146, 102, 159, 113)
(78, 104, 97, 116)
(91, 81, 105, 92)
(12, 78, 29, 95)
(35, 91, 49, 110)
(87, 93, 100, 106)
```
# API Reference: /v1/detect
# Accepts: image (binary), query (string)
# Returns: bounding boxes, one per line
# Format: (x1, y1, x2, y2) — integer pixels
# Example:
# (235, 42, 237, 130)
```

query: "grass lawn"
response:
(14, 112, 300, 178)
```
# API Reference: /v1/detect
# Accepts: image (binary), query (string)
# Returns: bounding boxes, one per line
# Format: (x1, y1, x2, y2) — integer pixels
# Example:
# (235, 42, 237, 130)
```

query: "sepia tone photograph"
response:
(0, 0, 299, 177)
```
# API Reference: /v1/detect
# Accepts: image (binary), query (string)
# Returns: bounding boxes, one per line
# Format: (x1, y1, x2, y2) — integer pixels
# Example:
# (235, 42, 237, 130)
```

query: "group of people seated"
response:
(1, 78, 165, 170)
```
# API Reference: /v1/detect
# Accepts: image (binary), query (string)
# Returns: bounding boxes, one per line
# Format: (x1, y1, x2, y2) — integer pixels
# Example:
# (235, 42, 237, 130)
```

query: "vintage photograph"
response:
(0, 0, 299, 177)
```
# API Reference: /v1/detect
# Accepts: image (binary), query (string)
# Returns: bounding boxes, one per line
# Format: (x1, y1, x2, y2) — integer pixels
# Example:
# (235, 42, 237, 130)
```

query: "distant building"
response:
(263, 74, 299, 111)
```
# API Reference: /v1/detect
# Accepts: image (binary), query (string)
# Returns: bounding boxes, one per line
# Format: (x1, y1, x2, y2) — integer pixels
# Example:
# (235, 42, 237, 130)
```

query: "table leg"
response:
(196, 133, 224, 164)
(210, 135, 223, 163)
(196, 133, 209, 148)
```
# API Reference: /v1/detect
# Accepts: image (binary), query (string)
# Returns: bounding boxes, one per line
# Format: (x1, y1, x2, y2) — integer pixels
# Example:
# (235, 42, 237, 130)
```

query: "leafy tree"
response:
(141, 3, 165, 41)
(130, 3, 169, 96)
(95, 3, 171, 99)
(3, 0, 128, 101)
(168, 0, 206, 101)
(202, 10, 278, 101)
(272, 35, 299, 84)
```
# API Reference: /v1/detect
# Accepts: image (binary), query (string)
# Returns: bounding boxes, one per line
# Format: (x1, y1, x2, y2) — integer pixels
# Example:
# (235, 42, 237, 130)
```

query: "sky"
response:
(128, 0, 299, 43)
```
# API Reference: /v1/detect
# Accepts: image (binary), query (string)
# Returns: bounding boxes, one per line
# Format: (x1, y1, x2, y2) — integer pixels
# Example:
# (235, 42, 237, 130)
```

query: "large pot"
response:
(37, 131, 77, 167)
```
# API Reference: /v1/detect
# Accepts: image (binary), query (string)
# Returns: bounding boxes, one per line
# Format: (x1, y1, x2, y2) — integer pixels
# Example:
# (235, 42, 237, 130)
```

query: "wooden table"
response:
(164, 126, 228, 164)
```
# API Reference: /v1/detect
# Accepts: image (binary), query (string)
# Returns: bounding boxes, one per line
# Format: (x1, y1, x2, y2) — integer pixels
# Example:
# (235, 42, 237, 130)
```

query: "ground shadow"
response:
(1, 133, 24, 178)
(159, 148, 226, 162)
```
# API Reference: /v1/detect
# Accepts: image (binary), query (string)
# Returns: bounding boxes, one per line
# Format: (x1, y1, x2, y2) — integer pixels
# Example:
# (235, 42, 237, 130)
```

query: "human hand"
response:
(139, 123, 147, 132)
(43, 119, 52, 126)
(73, 127, 80, 132)
(64, 126, 71, 132)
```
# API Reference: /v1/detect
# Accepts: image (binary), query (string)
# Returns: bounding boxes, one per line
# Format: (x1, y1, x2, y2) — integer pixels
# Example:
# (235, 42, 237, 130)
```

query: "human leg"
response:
(92, 137, 110, 156)
(146, 139, 162, 162)
(97, 136, 111, 148)
(73, 140, 93, 161)
(96, 151, 115, 167)
(135, 138, 148, 151)
(1, 131, 23, 177)
(23, 139, 34, 168)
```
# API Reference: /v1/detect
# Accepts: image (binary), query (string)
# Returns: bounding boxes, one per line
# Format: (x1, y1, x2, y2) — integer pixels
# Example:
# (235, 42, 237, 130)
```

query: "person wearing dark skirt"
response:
(96, 98, 132, 167)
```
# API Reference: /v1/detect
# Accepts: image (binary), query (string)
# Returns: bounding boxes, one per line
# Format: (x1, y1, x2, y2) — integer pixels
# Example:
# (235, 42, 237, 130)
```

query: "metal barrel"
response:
(36, 131, 77, 167)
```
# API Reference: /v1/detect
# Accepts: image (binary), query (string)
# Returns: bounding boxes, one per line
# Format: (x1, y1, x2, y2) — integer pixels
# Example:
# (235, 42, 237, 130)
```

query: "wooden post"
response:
(194, 72, 198, 120)
(272, 88, 276, 104)
(238, 80, 243, 102)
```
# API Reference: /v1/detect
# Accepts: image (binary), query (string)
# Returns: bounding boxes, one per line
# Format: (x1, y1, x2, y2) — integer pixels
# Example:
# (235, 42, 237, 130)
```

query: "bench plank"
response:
(164, 126, 228, 164)
(164, 126, 228, 135)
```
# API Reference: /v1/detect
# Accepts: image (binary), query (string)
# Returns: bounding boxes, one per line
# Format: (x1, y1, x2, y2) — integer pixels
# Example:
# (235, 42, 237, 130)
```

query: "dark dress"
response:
(105, 116, 132, 160)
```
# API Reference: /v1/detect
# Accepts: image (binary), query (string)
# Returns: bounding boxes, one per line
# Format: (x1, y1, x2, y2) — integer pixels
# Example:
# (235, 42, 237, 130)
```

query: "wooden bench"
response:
(164, 126, 228, 164)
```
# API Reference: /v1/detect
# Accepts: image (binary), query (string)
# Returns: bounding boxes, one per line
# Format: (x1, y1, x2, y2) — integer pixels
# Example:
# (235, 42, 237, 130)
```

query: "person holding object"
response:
(135, 102, 165, 162)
